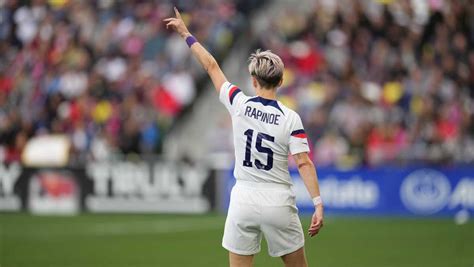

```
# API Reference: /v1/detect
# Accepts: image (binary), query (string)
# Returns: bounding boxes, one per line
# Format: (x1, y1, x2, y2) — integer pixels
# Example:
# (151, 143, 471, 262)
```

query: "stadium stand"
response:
(0, 0, 472, 168)
(0, 0, 261, 163)
(245, 0, 474, 167)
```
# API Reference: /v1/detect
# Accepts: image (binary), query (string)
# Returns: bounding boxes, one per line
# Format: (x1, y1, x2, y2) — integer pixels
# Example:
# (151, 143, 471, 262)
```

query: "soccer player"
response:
(165, 8, 324, 267)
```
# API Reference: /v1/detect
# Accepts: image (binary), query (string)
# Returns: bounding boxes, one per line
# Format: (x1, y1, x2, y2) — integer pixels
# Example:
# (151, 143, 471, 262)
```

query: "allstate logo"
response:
(400, 169, 451, 215)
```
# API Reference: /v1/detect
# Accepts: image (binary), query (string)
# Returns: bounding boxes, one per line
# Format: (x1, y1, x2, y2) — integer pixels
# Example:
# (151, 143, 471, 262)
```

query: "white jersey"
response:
(219, 81, 310, 185)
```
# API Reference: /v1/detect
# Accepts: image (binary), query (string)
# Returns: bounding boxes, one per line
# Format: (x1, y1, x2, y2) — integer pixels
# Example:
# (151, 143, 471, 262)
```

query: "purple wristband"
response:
(186, 35, 197, 47)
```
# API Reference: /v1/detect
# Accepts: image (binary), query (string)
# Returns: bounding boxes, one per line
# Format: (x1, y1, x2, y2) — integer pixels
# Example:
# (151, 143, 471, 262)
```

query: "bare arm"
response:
(293, 152, 324, 237)
(164, 7, 227, 93)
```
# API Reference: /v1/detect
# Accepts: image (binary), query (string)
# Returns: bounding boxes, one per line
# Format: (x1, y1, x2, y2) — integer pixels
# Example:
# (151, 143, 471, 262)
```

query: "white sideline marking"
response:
(6, 217, 224, 239)
(90, 219, 223, 235)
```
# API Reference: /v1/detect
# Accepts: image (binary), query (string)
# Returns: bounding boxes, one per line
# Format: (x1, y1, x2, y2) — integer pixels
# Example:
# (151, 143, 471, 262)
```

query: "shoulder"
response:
(277, 101, 300, 121)
(219, 81, 248, 106)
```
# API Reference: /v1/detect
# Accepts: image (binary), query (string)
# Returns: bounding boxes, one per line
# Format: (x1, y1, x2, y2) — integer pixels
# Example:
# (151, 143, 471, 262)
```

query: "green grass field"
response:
(1, 213, 473, 267)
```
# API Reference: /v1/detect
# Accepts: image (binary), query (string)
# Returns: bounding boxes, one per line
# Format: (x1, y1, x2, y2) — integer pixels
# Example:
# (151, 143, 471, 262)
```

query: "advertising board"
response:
(223, 166, 474, 216)
(85, 160, 215, 213)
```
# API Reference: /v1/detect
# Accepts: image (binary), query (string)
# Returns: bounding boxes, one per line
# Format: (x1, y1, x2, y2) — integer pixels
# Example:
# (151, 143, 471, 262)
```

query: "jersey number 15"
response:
(243, 129, 274, 171)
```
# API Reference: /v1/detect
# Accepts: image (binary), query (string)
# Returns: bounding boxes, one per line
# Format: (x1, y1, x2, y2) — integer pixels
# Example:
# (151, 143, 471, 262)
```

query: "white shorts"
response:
(222, 180, 305, 257)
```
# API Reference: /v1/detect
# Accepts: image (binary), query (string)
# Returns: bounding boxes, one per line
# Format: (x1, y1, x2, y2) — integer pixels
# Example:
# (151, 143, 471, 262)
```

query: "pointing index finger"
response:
(174, 7, 182, 19)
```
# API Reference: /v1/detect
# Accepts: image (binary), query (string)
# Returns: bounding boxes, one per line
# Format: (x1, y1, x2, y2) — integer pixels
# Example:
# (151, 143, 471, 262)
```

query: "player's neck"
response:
(256, 87, 277, 100)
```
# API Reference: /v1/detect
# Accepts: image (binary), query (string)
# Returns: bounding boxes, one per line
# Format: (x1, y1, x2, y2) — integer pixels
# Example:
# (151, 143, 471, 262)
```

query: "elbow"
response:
(297, 158, 314, 170)
(205, 58, 218, 72)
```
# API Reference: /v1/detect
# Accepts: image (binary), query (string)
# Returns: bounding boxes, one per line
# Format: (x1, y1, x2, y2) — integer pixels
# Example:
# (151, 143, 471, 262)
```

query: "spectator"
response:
(251, 0, 474, 166)
(0, 0, 249, 162)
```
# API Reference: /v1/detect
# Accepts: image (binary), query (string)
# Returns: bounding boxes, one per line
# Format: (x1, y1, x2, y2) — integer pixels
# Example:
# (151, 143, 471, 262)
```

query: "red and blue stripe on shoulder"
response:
(291, 129, 307, 138)
(228, 85, 241, 105)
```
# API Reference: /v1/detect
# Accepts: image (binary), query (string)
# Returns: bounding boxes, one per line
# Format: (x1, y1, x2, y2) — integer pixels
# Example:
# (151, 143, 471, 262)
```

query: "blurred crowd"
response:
(0, 0, 253, 163)
(1, 0, 473, 168)
(253, 0, 474, 167)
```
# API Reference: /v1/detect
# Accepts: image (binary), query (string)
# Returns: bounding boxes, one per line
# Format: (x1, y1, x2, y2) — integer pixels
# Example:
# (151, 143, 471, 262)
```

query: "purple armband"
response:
(186, 35, 197, 47)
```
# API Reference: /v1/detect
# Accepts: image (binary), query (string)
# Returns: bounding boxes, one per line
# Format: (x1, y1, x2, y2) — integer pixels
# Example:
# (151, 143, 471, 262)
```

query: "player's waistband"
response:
(235, 180, 292, 190)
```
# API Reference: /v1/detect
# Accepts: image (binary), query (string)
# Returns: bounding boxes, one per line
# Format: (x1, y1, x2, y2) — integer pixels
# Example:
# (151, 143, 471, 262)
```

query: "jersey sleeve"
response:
(288, 113, 310, 155)
(219, 81, 246, 115)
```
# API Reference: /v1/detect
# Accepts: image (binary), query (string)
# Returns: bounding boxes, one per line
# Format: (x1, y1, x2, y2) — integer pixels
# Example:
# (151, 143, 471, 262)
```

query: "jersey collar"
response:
(246, 96, 284, 114)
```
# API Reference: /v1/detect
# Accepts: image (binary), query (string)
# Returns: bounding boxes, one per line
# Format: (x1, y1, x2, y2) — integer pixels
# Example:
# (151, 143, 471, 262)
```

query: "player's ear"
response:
(277, 78, 283, 88)
(252, 76, 258, 89)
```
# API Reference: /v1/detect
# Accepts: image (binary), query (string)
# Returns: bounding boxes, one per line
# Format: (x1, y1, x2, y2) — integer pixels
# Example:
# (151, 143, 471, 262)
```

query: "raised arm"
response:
(293, 152, 324, 237)
(164, 7, 227, 93)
